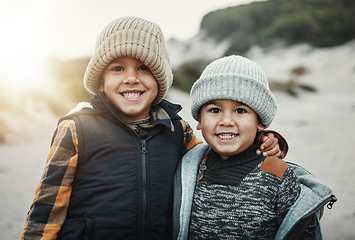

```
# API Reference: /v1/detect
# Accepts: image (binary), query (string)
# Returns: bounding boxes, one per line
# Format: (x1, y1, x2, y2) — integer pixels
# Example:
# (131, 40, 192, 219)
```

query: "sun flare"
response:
(0, 2, 48, 93)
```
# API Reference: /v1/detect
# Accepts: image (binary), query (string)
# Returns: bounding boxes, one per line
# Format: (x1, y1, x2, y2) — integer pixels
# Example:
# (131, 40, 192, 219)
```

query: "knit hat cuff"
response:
(190, 74, 277, 128)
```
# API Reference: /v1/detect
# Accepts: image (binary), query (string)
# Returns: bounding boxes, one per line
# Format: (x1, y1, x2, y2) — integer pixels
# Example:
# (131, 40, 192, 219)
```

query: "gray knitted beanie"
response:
(84, 16, 173, 105)
(190, 55, 277, 128)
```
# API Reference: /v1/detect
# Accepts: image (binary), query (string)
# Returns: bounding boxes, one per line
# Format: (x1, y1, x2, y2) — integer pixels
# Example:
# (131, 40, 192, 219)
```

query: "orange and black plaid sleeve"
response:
(180, 120, 202, 155)
(21, 119, 79, 240)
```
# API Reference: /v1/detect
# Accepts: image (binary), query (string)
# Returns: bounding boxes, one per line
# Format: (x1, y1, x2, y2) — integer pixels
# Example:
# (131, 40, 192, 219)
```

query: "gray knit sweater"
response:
(188, 145, 300, 239)
(173, 143, 336, 240)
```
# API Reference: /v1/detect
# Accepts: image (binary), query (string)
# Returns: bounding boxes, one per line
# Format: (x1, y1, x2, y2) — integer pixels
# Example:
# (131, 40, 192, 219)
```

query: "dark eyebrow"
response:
(109, 59, 123, 64)
(236, 102, 247, 107)
(204, 100, 218, 106)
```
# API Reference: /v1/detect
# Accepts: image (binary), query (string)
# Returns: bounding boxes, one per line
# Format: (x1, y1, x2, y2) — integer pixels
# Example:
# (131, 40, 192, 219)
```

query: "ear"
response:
(257, 122, 265, 131)
(196, 119, 202, 130)
(99, 78, 104, 91)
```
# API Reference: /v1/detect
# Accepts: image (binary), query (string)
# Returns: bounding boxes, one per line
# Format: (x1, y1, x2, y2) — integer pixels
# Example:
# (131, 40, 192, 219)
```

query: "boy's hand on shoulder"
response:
(256, 133, 282, 158)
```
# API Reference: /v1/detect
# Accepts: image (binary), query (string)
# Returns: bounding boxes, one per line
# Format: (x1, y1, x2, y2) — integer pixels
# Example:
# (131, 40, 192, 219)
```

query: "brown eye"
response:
(112, 66, 123, 71)
(209, 108, 220, 114)
(235, 108, 246, 114)
(139, 65, 150, 71)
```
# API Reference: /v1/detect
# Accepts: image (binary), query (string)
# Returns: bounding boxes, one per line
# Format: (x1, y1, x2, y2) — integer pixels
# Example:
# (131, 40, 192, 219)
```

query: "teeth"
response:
(218, 134, 237, 139)
(123, 93, 140, 98)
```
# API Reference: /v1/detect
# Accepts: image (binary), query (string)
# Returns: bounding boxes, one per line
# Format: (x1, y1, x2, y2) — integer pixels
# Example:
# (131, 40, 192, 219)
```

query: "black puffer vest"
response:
(57, 93, 184, 240)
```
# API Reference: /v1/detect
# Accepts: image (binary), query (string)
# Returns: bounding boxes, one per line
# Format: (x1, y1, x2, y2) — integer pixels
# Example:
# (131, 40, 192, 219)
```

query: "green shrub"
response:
(200, 0, 355, 55)
(172, 60, 207, 93)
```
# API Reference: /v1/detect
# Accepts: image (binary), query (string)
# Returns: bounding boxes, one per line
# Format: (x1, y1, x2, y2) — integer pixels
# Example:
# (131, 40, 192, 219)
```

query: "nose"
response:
(123, 68, 139, 84)
(219, 112, 236, 127)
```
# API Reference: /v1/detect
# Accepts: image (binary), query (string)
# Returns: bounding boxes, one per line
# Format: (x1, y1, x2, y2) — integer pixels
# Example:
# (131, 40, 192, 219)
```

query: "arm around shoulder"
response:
(257, 130, 288, 159)
(180, 119, 202, 155)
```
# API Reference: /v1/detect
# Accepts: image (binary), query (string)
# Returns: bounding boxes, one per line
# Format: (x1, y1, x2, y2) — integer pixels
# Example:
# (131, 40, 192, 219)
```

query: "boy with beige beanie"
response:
(21, 17, 287, 239)
(173, 55, 336, 239)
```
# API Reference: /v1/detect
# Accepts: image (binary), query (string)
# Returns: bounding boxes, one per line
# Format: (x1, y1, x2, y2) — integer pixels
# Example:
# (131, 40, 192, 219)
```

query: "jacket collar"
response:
(91, 91, 182, 132)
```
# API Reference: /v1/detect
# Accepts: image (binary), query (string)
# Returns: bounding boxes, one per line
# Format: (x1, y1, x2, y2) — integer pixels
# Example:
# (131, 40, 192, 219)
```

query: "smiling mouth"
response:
(217, 134, 238, 140)
(122, 92, 142, 99)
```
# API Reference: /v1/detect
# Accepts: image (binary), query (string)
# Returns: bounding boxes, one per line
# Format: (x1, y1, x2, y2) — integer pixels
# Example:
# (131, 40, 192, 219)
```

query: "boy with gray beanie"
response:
(173, 55, 336, 239)
(21, 17, 287, 239)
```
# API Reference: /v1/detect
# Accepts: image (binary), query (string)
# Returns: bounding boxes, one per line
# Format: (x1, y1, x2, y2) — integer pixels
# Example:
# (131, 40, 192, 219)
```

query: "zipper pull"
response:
(141, 140, 147, 154)
(327, 195, 337, 209)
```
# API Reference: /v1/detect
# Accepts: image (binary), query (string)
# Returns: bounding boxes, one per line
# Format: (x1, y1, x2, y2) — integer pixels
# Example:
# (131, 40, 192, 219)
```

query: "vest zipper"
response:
(139, 140, 148, 239)
(99, 93, 158, 238)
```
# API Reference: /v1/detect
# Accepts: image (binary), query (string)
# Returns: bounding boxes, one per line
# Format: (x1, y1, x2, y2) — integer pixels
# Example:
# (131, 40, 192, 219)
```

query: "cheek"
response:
(199, 119, 215, 134)
(99, 76, 111, 90)
(239, 118, 259, 133)
(150, 80, 159, 93)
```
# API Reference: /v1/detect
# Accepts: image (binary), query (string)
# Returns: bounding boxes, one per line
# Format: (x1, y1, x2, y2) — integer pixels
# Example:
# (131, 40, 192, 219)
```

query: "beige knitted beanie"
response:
(84, 16, 173, 105)
(190, 55, 277, 128)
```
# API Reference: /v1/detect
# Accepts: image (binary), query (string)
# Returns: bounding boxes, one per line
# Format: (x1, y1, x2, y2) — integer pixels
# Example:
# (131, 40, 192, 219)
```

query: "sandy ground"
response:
(1, 42, 355, 239)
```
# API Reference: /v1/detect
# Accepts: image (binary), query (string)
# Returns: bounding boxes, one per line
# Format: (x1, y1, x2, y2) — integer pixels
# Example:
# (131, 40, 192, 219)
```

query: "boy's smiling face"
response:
(100, 57, 158, 122)
(197, 99, 265, 160)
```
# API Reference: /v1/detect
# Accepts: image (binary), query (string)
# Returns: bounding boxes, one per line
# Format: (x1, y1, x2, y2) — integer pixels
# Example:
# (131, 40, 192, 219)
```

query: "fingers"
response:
(256, 134, 281, 157)
(264, 145, 281, 157)
(261, 134, 278, 150)
(257, 145, 281, 157)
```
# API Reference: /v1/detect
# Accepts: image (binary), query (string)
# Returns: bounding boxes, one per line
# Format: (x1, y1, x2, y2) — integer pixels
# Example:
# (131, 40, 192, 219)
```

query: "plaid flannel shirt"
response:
(21, 106, 201, 240)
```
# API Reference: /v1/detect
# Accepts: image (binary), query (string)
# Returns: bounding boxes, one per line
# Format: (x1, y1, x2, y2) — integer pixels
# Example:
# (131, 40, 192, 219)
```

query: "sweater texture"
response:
(173, 143, 336, 240)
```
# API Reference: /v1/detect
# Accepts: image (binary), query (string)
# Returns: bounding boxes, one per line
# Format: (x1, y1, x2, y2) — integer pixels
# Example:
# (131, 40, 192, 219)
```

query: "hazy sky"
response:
(0, 0, 262, 89)
(0, 0, 264, 59)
